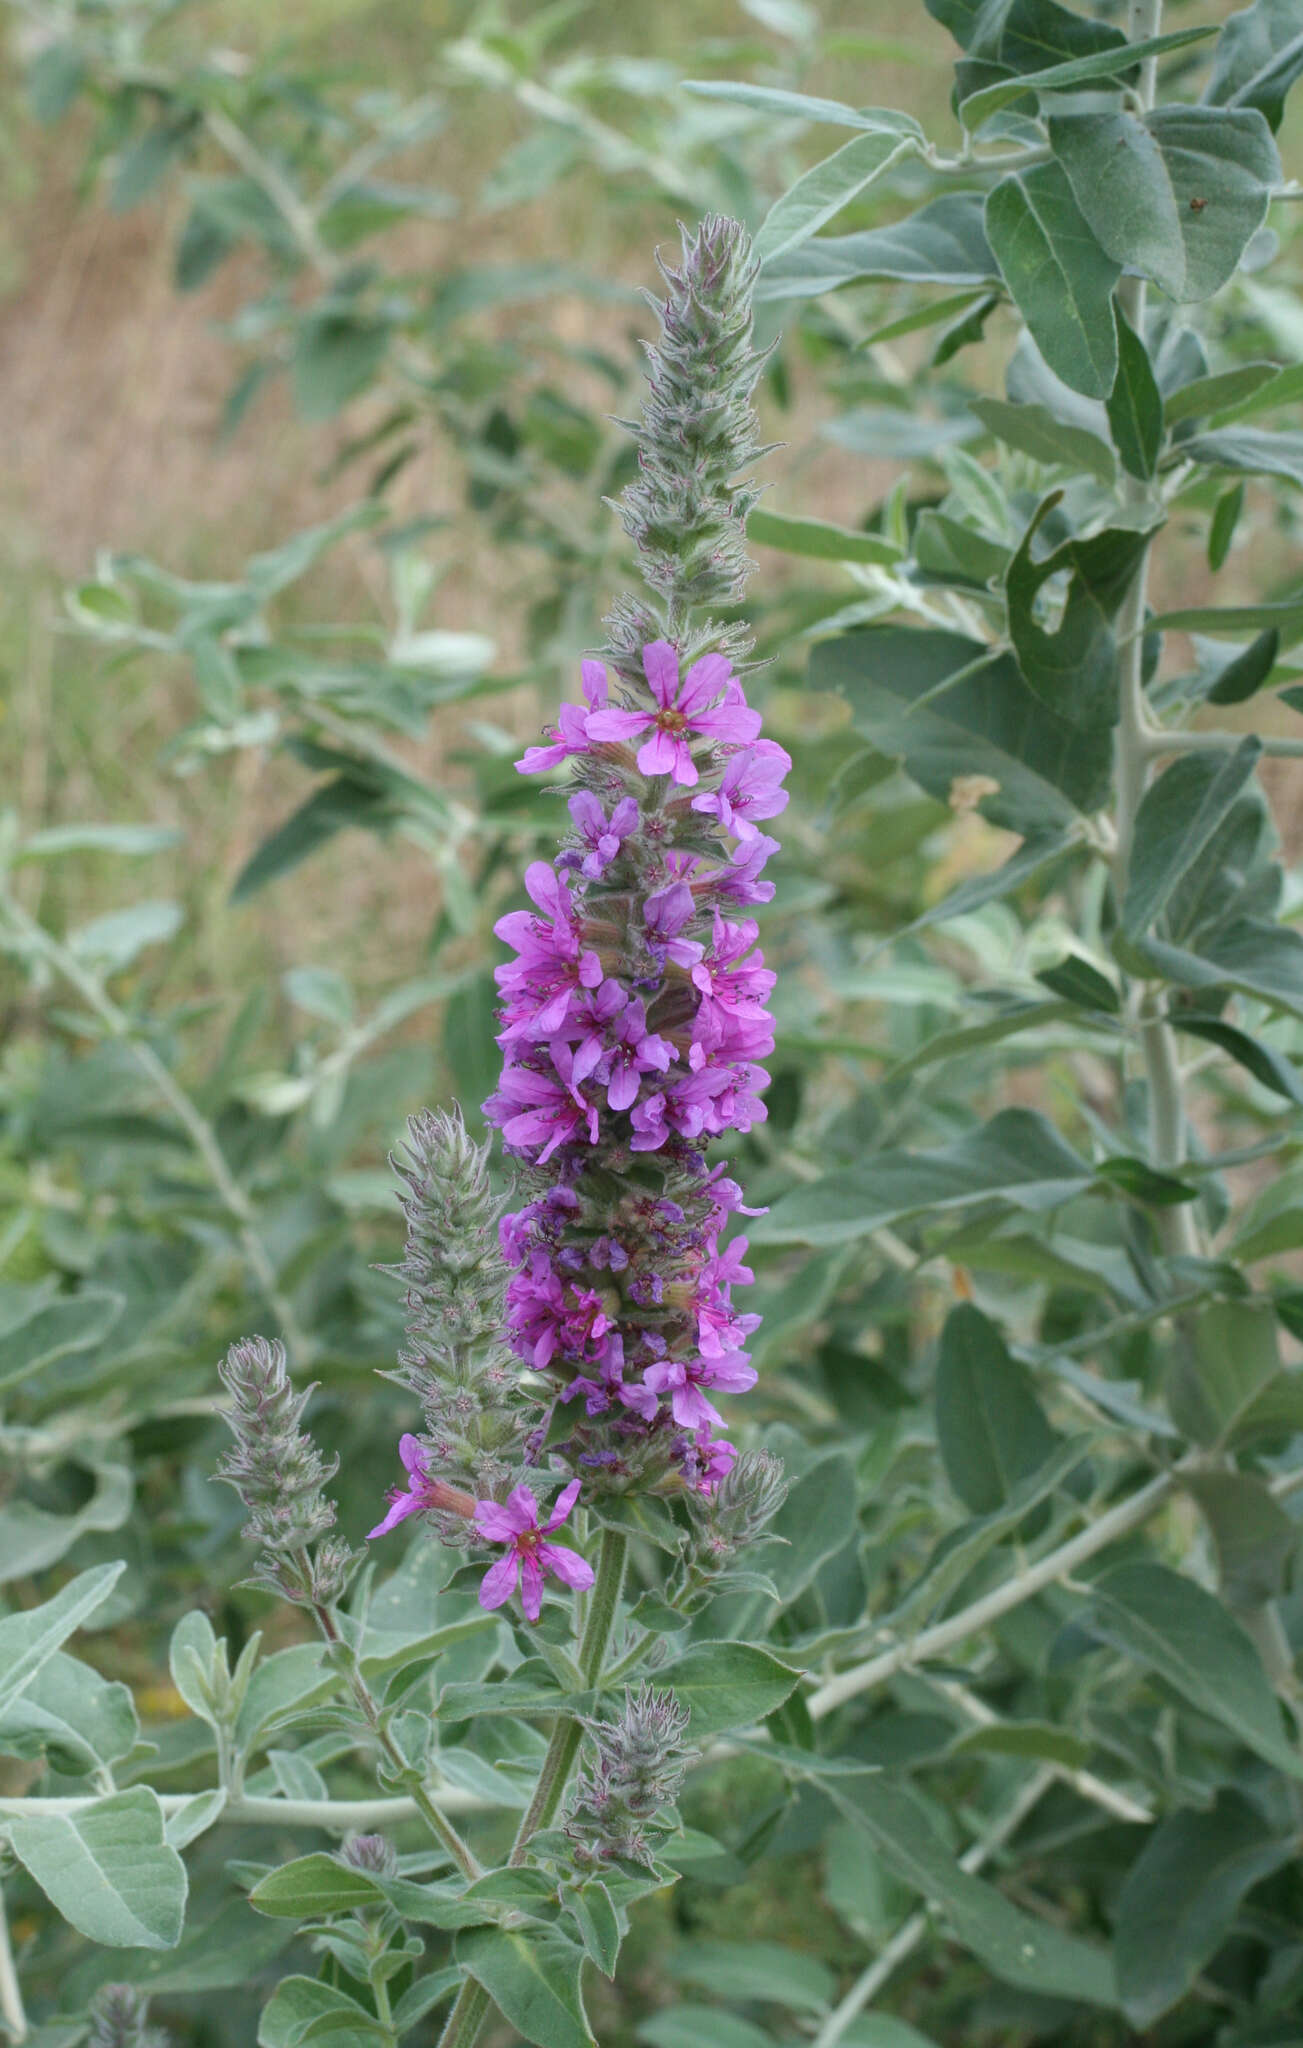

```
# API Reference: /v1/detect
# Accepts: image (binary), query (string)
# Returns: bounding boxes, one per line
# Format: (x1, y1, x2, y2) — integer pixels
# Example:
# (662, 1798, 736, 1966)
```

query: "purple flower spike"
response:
(474, 1480, 595, 1623)
(586, 641, 761, 787)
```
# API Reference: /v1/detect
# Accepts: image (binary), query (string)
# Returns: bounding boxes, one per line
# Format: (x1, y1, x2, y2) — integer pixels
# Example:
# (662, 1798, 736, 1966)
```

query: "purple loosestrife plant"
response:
(483, 214, 784, 1511)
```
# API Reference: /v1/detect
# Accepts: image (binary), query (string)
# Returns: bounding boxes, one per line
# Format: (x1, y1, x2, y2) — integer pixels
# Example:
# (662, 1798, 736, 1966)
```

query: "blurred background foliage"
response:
(5, 0, 1303, 2044)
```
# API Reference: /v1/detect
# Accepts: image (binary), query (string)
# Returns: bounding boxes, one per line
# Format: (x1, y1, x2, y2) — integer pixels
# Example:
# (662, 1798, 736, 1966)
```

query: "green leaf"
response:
(1182, 427, 1303, 488)
(927, 0, 1126, 68)
(1205, 0, 1303, 131)
(968, 396, 1116, 483)
(1170, 1297, 1303, 1445)
(258, 1976, 388, 2048)
(1176, 1011, 1303, 1106)
(680, 81, 923, 135)
(1108, 305, 1163, 480)
(0, 1563, 125, 1718)
(754, 130, 917, 263)
(0, 1289, 124, 1393)
(1050, 105, 1282, 303)
(670, 1938, 835, 2014)
(754, 195, 996, 303)
(1149, 597, 1303, 639)
(1164, 361, 1282, 424)
(1006, 498, 1153, 729)
(935, 1303, 1057, 1513)
(960, 25, 1217, 127)
(638, 2012, 776, 2048)
(1184, 1471, 1299, 1607)
(234, 1644, 338, 1752)
(18, 824, 182, 861)
(1087, 1561, 1303, 1775)
(5, 1789, 186, 1949)
(69, 901, 183, 973)
(755, 1106, 1092, 1249)
(748, 508, 902, 565)
(292, 315, 389, 422)
(1206, 627, 1279, 702)
(564, 1882, 621, 1979)
(827, 1773, 1115, 2005)
(656, 1642, 799, 1737)
(1122, 737, 1262, 937)
(834, 2023, 942, 2048)
(27, 42, 86, 122)
(0, 1651, 138, 1776)
(985, 163, 1119, 399)
(1035, 952, 1120, 1011)
(456, 1928, 595, 2048)
(232, 778, 390, 902)
(815, 625, 1114, 835)
(950, 1720, 1093, 1768)
(1209, 481, 1246, 572)
(249, 1855, 387, 1921)
(753, 1452, 859, 1604)
(1114, 1794, 1294, 2025)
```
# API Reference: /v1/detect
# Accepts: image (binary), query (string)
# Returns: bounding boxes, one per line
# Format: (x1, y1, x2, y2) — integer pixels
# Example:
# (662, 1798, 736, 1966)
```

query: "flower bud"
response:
(564, 1684, 696, 1870)
(215, 1336, 338, 1594)
(88, 1985, 171, 2048)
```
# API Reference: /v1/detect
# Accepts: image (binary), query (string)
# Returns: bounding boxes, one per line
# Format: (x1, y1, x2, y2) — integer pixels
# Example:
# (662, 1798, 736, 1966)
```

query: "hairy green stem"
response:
(437, 1530, 628, 2048)
(309, 1594, 482, 1882)
(509, 1528, 629, 1857)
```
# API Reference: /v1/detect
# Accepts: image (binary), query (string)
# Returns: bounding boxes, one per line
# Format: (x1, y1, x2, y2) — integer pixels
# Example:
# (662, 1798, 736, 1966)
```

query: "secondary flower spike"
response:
(483, 214, 780, 1503)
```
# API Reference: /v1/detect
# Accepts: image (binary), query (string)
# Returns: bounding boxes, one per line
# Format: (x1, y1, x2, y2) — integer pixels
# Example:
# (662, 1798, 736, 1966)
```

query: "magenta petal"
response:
(678, 651, 732, 713)
(666, 740, 699, 788)
(581, 659, 609, 709)
(642, 639, 680, 708)
(693, 701, 762, 745)
(398, 1433, 428, 1478)
(478, 1551, 521, 1611)
(635, 727, 680, 778)
(519, 1553, 545, 1623)
(503, 1483, 541, 1532)
(586, 707, 649, 743)
(539, 1541, 595, 1591)
(367, 1489, 419, 1540)
(607, 1065, 641, 1112)
(474, 1497, 523, 1542)
(516, 741, 565, 775)
(544, 1477, 583, 1531)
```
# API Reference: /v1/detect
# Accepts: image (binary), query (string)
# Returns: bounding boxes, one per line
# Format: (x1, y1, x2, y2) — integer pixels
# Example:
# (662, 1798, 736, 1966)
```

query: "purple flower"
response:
(484, 1047, 599, 1161)
(368, 1434, 475, 1539)
(566, 791, 639, 879)
(516, 660, 608, 775)
(474, 1480, 595, 1622)
(586, 641, 761, 787)
(642, 1350, 758, 1431)
(592, 997, 675, 1112)
(691, 739, 791, 841)
(494, 862, 602, 1046)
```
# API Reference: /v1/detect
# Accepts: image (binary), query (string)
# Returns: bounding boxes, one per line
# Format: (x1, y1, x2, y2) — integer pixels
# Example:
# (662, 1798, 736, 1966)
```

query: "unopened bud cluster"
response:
(88, 1986, 170, 2048)
(339, 1833, 399, 1879)
(564, 1684, 695, 1871)
(672, 1448, 789, 1609)
(382, 1108, 535, 1521)
(216, 1335, 344, 1601)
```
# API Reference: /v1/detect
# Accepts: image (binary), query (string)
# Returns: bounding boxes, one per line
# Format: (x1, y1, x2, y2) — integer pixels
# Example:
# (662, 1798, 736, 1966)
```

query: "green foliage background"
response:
(4, 1, 1303, 2045)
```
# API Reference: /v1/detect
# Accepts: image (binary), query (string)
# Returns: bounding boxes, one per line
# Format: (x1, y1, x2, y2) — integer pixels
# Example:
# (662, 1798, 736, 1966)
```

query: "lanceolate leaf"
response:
(968, 397, 1115, 482)
(1114, 1794, 1294, 2025)
(814, 625, 1114, 834)
(985, 163, 1119, 399)
(926, 0, 1125, 71)
(1181, 426, 1303, 488)
(1005, 500, 1153, 729)
(754, 1106, 1092, 1248)
(753, 130, 918, 263)
(827, 1773, 1116, 2006)
(748, 508, 902, 565)
(0, 1564, 125, 1718)
(1177, 1011, 1303, 1105)
(1086, 1561, 1303, 1775)
(959, 25, 1218, 127)
(1204, 0, 1303, 131)
(1122, 737, 1262, 937)
(935, 1304, 1057, 1512)
(1107, 306, 1163, 479)
(754, 195, 996, 302)
(1049, 105, 1282, 302)
(1206, 627, 1279, 701)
